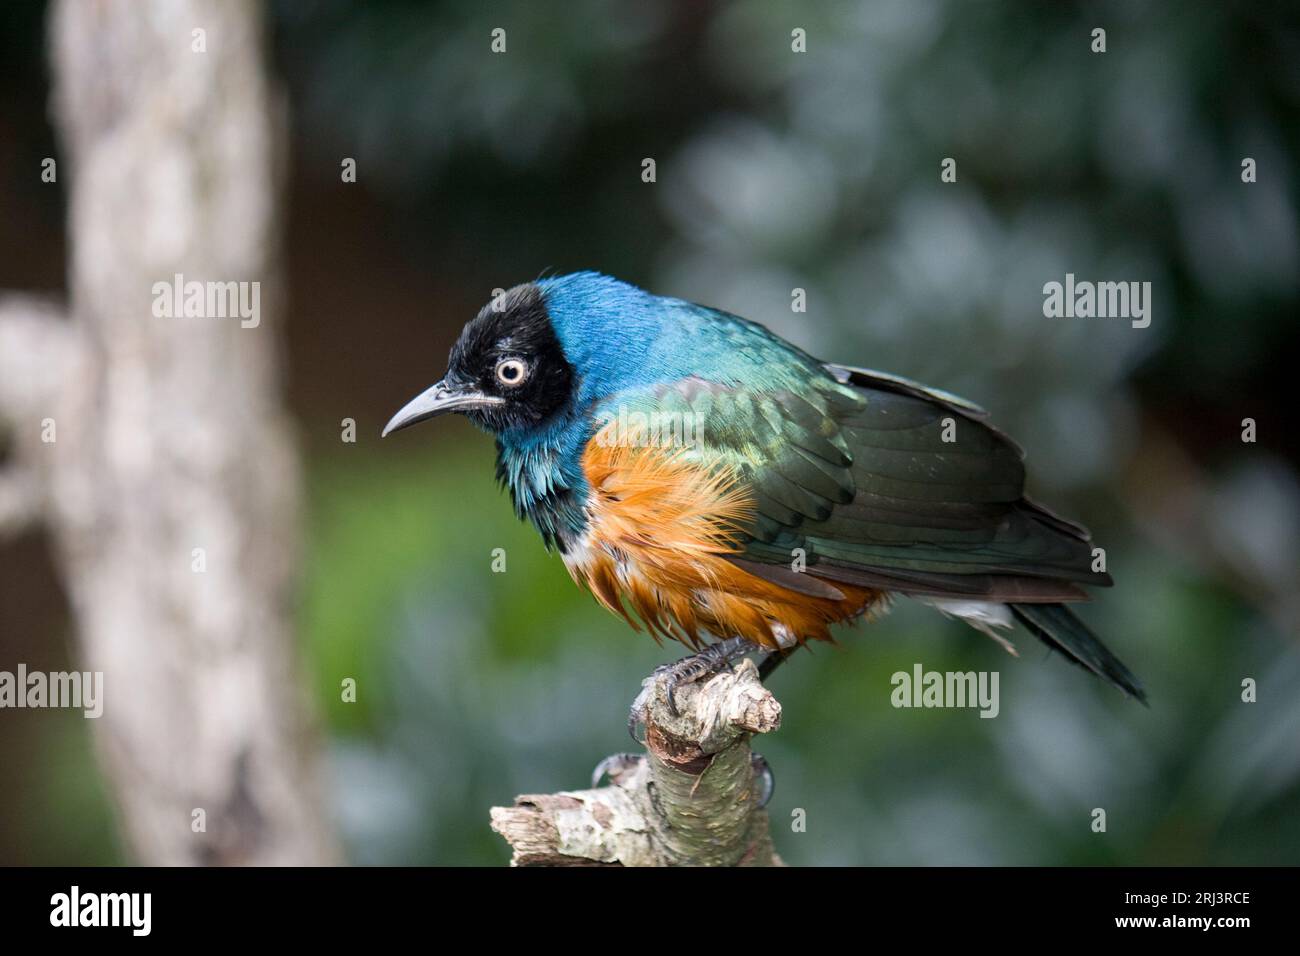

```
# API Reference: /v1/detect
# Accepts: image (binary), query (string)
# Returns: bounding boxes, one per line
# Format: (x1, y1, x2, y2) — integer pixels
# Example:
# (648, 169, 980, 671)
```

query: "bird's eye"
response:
(495, 358, 529, 387)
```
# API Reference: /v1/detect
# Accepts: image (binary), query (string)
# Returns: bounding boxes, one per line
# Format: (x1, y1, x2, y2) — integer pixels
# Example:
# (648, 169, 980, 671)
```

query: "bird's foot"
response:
(658, 636, 759, 718)
(627, 636, 760, 740)
(590, 752, 643, 788)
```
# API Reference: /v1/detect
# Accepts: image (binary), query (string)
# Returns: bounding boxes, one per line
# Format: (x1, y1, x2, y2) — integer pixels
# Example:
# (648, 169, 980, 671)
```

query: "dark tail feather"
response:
(1010, 603, 1147, 703)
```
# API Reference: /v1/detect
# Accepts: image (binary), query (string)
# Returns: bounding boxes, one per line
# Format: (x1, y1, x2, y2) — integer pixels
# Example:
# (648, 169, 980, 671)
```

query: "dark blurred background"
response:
(1, 0, 1298, 865)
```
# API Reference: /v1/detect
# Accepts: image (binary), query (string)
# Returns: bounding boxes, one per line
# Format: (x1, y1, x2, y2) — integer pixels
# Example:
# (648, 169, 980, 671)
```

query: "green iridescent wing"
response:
(603, 364, 1107, 603)
(596, 349, 1140, 698)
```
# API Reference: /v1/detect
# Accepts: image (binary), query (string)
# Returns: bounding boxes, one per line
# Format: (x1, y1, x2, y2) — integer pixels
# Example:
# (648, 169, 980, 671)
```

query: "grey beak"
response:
(381, 380, 505, 437)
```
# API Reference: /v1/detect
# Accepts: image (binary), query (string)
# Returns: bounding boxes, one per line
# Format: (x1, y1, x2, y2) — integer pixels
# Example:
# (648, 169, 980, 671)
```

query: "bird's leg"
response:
(757, 650, 790, 681)
(629, 636, 760, 738)
(658, 636, 759, 717)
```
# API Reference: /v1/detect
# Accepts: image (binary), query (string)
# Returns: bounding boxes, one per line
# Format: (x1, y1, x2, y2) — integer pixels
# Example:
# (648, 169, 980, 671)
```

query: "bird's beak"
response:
(381, 379, 505, 437)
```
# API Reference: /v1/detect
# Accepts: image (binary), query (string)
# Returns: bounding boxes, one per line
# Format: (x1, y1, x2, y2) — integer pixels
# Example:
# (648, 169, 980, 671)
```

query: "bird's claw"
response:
(591, 752, 643, 788)
(628, 683, 651, 743)
(658, 636, 756, 717)
(662, 655, 714, 718)
(628, 637, 756, 739)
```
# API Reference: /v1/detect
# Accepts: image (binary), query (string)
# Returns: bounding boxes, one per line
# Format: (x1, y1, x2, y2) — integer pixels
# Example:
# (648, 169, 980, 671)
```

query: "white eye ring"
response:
(495, 358, 529, 387)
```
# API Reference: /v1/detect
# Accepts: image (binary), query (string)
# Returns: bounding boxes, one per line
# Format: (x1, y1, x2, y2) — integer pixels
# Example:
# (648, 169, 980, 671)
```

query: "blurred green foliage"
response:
(281, 0, 1298, 865)
(6, 0, 1298, 865)
(304, 435, 1300, 865)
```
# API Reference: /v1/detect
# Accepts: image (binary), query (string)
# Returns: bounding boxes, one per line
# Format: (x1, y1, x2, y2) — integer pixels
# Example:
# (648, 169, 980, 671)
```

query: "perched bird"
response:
(383, 272, 1144, 706)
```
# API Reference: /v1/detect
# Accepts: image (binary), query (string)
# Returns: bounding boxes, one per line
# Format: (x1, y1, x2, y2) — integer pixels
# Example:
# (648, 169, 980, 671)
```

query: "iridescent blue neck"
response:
(495, 407, 592, 551)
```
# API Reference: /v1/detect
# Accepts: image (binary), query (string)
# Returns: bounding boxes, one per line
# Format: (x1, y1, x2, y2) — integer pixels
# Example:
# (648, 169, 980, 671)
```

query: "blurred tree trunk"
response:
(0, 0, 336, 864)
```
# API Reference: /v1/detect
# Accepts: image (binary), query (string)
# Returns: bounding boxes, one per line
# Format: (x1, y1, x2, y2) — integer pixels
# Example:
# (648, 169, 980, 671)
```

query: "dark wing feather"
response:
(1011, 604, 1146, 701)
(605, 369, 1108, 603)
(655, 367, 1108, 602)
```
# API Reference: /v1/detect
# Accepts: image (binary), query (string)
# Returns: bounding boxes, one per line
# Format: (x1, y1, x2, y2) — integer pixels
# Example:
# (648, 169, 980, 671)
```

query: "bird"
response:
(383, 272, 1145, 709)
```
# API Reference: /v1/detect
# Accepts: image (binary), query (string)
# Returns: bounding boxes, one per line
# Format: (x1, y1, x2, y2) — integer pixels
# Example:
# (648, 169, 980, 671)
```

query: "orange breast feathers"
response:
(564, 425, 881, 651)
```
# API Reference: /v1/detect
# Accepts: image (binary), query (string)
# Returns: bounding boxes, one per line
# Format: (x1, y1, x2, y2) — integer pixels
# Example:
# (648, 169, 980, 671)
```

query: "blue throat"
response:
(495, 407, 592, 551)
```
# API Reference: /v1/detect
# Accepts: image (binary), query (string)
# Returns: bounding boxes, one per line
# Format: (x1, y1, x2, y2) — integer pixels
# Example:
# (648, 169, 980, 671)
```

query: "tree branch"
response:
(490, 658, 784, 866)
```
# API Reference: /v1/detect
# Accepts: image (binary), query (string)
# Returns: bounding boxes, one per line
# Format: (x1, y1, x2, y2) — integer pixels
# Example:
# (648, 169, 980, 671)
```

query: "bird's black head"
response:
(382, 283, 575, 438)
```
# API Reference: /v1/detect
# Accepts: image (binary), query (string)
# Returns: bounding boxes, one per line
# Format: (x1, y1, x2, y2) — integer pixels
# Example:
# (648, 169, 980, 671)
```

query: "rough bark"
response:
(0, 0, 336, 864)
(490, 658, 783, 866)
